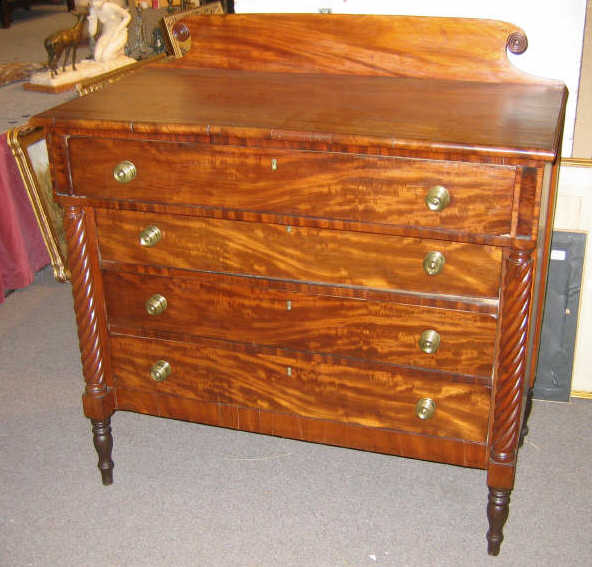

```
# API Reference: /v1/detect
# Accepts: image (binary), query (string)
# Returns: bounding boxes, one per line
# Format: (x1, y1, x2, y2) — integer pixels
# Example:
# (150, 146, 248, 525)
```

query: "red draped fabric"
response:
(0, 132, 49, 303)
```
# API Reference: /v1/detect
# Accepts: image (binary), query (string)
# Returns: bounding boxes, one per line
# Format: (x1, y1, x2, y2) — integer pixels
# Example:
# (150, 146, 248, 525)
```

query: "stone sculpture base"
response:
(25, 56, 136, 93)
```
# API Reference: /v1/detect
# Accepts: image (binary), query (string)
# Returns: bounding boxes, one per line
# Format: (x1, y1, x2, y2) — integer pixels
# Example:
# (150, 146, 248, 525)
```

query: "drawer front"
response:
(111, 336, 491, 443)
(68, 137, 516, 235)
(104, 271, 497, 377)
(96, 209, 503, 298)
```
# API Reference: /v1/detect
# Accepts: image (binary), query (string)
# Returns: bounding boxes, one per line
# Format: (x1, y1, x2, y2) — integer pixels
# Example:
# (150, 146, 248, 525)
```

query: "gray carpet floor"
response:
(2, 267, 591, 566)
(2, 5, 592, 566)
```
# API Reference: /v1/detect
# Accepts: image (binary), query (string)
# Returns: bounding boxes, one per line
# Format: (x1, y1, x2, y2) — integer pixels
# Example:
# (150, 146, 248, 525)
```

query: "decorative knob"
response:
(150, 360, 171, 382)
(419, 329, 440, 354)
(507, 31, 528, 55)
(139, 225, 162, 247)
(172, 22, 190, 42)
(416, 398, 436, 420)
(271, 158, 278, 171)
(113, 160, 137, 184)
(145, 294, 168, 316)
(423, 251, 445, 276)
(425, 185, 450, 212)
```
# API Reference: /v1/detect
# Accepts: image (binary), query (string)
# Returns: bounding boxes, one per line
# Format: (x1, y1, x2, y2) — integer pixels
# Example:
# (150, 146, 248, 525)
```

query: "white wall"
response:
(554, 164, 592, 393)
(235, 0, 588, 158)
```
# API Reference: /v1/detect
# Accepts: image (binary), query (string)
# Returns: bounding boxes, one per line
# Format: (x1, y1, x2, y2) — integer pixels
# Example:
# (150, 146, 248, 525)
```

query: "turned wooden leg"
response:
(91, 418, 114, 485)
(487, 249, 533, 555)
(519, 387, 534, 448)
(487, 488, 510, 556)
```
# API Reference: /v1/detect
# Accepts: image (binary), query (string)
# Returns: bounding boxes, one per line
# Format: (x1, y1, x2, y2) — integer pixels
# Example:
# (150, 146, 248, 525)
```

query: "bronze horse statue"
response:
(45, 10, 88, 78)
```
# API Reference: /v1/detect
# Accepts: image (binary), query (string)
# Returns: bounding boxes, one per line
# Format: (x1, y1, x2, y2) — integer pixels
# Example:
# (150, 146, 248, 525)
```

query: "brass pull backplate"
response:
(145, 294, 168, 316)
(150, 360, 171, 382)
(419, 329, 441, 354)
(423, 251, 445, 276)
(113, 160, 137, 184)
(139, 225, 162, 247)
(425, 185, 450, 211)
(416, 398, 436, 420)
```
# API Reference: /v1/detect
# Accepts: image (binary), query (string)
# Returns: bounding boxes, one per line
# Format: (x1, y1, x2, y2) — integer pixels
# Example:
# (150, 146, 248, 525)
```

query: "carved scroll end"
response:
(506, 31, 528, 55)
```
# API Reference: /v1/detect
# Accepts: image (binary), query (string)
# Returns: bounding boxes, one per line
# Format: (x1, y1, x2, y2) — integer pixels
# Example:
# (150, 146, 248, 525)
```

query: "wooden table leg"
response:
(91, 417, 114, 485)
(486, 488, 511, 555)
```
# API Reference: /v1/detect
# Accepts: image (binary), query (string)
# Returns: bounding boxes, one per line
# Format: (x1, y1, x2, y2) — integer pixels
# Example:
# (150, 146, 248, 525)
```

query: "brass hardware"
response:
(139, 225, 162, 247)
(271, 158, 278, 171)
(145, 294, 168, 316)
(423, 251, 445, 276)
(419, 329, 441, 354)
(286, 366, 292, 376)
(416, 398, 436, 420)
(113, 160, 137, 184)
(150, 360, 171, 382)
(425, 185, 450, 212)
(286, 300, 292, 311)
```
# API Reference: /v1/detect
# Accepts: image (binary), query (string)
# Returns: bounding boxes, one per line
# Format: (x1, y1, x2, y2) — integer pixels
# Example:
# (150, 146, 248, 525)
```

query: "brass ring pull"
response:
(425, 185, 450, 211)
(416, 398, 436, 420)
(113, 160, 137, 184)
(423, 251, 445, 276)
(139, 225, 162, 247)
(150, 360, 171, 382)
(419, 329, 440, 354)
(145, 294, 168, 316)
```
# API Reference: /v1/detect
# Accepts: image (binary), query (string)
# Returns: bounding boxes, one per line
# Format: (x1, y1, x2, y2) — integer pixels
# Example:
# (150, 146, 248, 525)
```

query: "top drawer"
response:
(66, 137, 516, 236)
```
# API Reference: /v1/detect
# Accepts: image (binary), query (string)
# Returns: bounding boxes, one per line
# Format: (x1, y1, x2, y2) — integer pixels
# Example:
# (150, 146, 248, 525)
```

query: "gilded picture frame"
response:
(7, 125, 69, 283)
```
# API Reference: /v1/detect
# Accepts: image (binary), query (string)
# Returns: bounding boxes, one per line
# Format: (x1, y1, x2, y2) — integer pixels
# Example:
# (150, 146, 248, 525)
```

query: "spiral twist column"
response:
(491, 248, 533, 469)
(64, 206, 115, 484)
(64, 207, 107, 405)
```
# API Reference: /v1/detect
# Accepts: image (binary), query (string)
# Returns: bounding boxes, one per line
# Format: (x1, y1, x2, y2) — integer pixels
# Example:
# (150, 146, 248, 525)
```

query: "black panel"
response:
(534, 231, 586, 401)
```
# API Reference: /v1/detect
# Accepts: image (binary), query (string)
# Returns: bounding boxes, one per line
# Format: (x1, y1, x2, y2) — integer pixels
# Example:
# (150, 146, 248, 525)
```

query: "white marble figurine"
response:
(89, 0, 132, 63)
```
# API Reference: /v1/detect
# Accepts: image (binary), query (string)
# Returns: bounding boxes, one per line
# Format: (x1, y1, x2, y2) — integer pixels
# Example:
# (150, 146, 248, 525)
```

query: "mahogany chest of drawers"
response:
(33, 14, 567, 555)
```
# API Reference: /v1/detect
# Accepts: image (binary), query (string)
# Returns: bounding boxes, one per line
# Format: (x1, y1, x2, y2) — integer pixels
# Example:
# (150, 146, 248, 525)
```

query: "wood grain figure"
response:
(104, 270, 498, 376)
(110, 335, 491, 442)
(67, 137, 517, 237)
(95, 209, 503, 298)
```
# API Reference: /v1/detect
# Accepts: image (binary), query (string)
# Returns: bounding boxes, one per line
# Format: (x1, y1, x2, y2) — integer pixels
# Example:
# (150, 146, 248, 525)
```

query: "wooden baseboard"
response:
(570, 390, 592, 399)
(561, 157, 592, 167)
